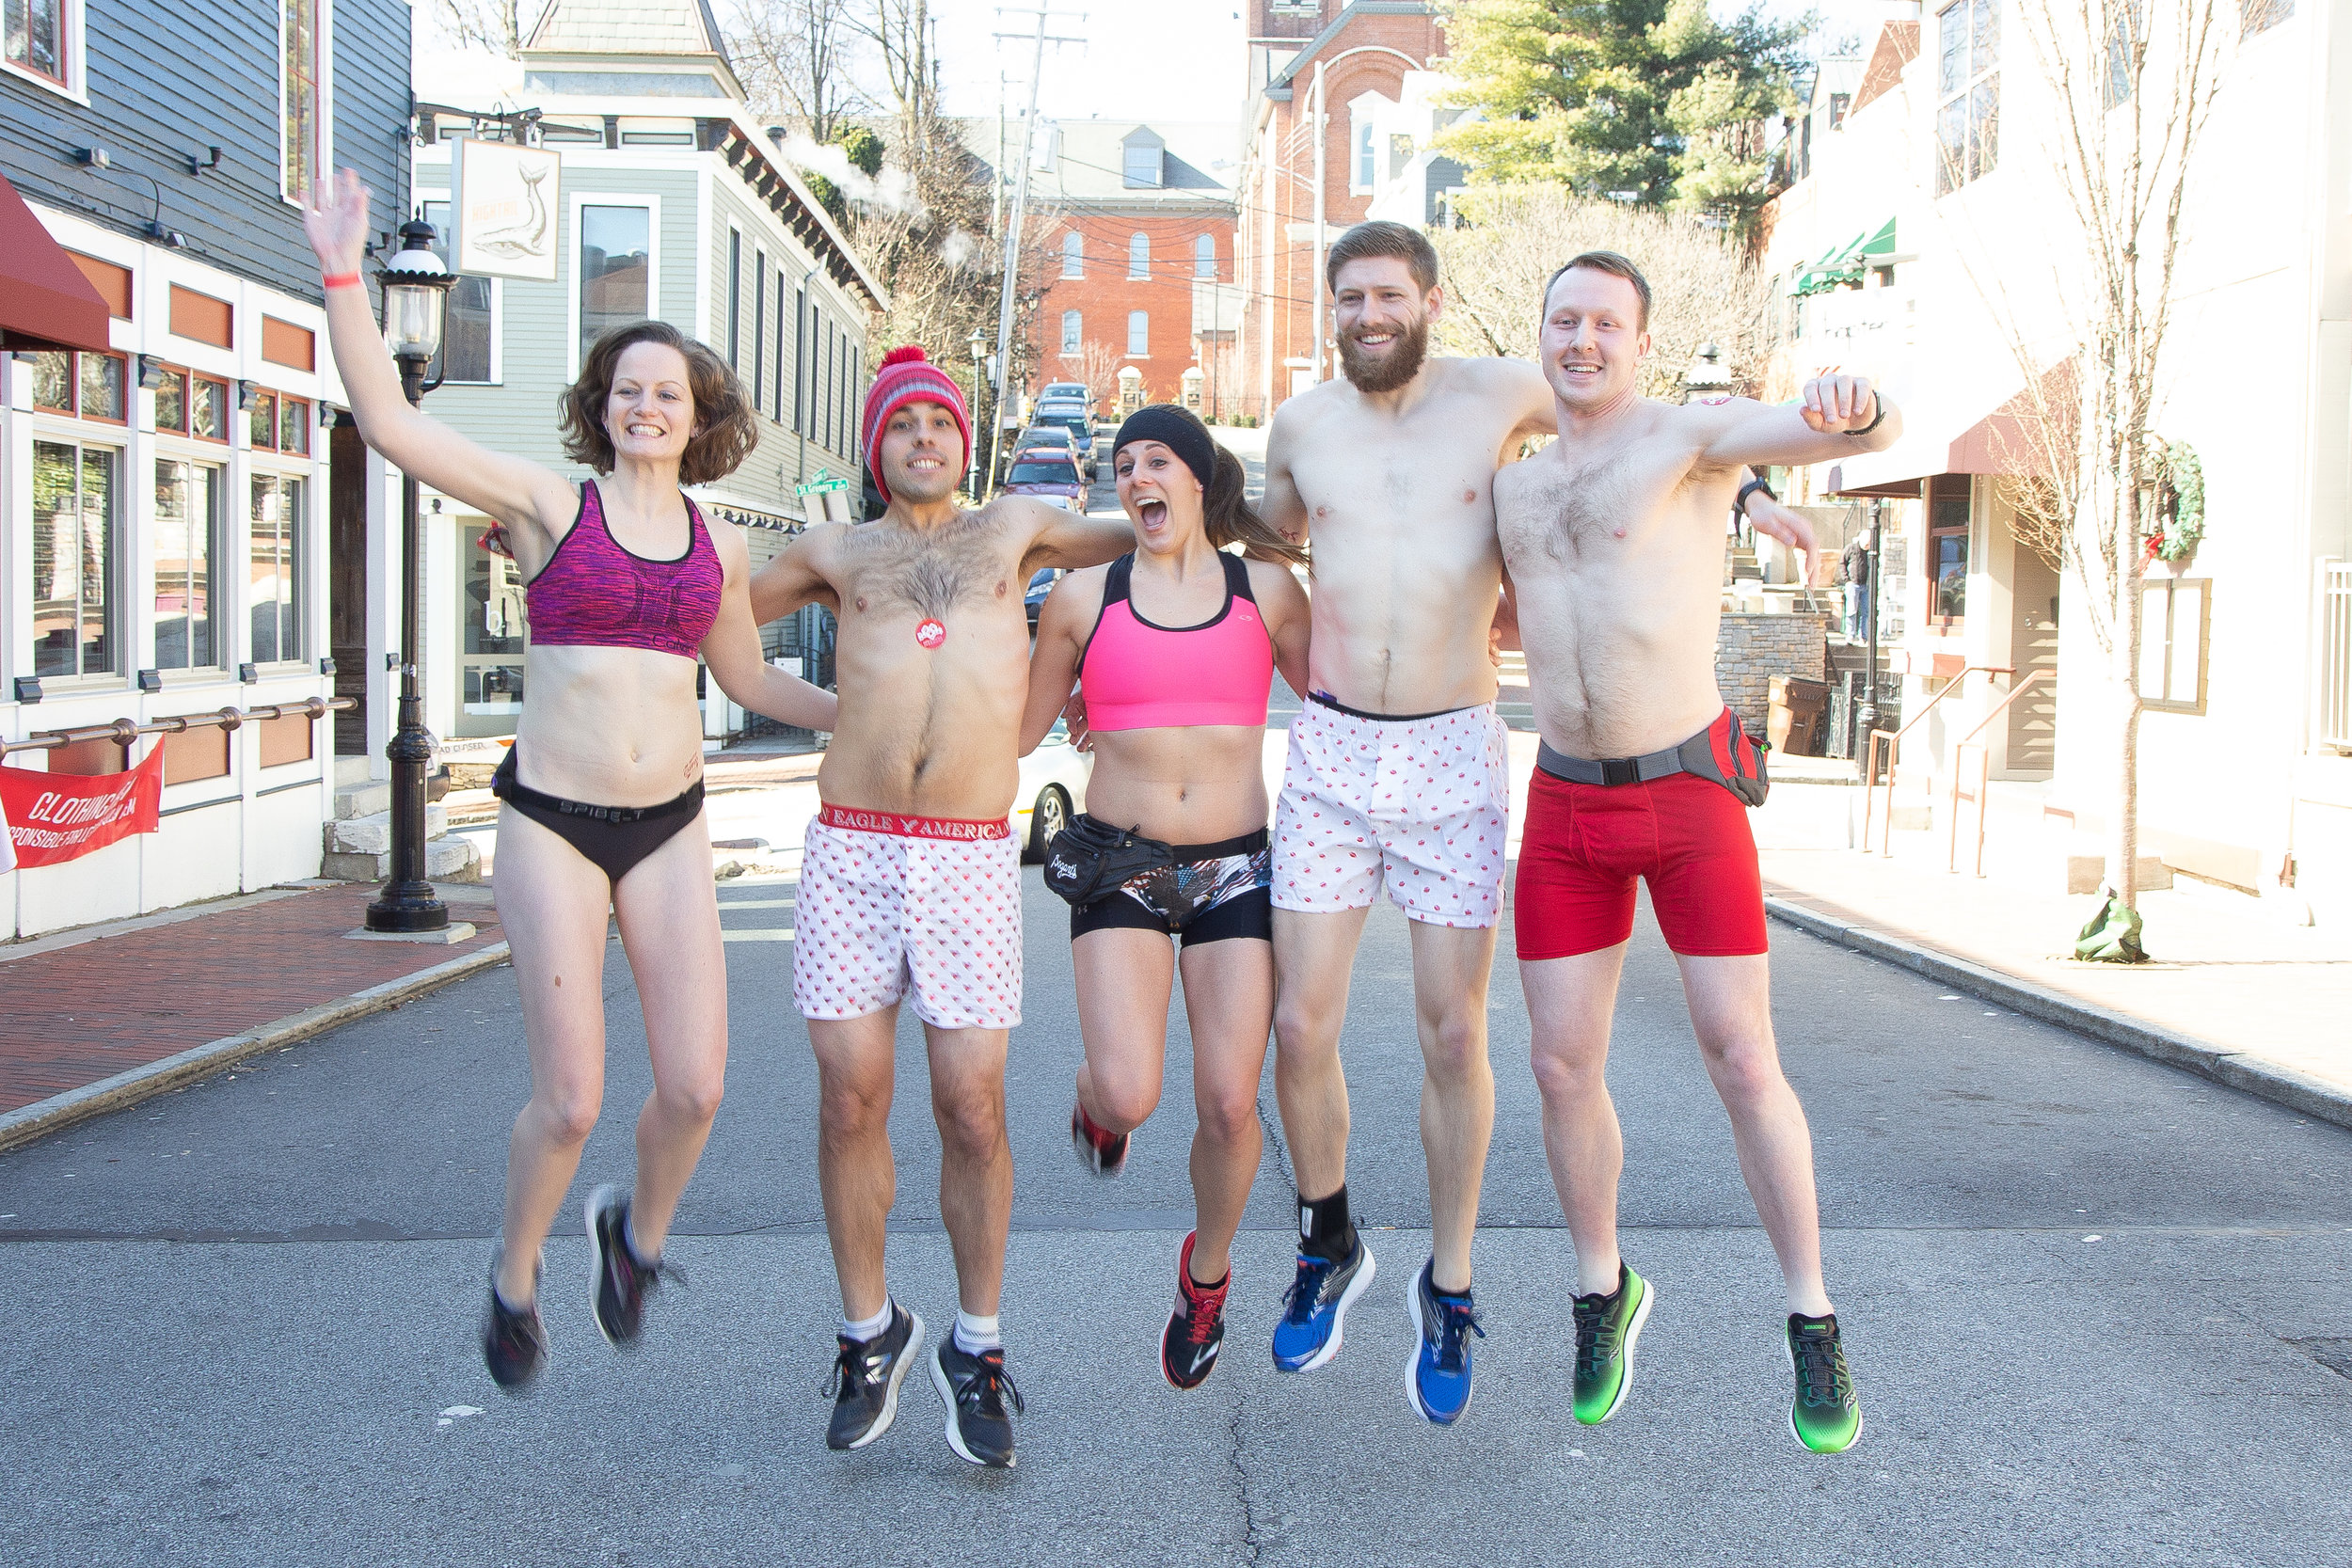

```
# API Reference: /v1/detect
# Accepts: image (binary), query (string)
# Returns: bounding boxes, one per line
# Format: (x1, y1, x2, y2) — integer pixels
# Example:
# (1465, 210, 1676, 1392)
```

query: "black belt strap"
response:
(1535, 737, 1689, 786)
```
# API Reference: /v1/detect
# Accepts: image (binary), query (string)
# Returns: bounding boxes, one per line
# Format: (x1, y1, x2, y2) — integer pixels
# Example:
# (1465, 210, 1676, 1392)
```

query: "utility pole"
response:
(984, 6, 1084, 501)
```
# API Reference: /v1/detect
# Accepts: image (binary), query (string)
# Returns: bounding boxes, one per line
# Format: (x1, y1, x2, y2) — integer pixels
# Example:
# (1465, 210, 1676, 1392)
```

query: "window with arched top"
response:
(1195, 233, 1216, 279)
(1061, 230, 1083, 278)
(1128, 232, 1150, 280)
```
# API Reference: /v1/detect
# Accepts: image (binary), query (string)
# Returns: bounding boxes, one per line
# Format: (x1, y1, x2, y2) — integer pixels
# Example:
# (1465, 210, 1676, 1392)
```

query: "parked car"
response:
(1025, 566, 1060, 628)
(1039, 381, 1091, 412)
(1016, 423, 1092, 478)
(1015, 719, 1090, 862)
(1029, 407, 1096, 454)
(1003, 451, 1087, 510)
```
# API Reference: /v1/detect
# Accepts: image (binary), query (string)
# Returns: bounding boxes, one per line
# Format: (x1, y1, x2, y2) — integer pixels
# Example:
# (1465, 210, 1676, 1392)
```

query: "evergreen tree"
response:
(1436, 0, 1806, 224)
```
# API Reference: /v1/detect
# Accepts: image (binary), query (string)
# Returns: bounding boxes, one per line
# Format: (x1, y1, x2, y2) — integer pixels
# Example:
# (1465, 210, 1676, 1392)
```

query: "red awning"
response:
(0, 172, 112, 354)
(1828, 362, 2076, 499)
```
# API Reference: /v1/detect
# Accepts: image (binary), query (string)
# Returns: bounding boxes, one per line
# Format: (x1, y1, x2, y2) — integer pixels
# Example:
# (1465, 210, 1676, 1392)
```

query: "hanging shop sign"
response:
(0, 748, 165, 869)
(447, 138, 563, 282)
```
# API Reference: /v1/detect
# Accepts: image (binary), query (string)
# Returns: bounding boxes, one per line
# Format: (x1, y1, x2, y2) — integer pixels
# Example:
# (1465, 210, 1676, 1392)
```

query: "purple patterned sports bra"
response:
(524, 481, 723, 660)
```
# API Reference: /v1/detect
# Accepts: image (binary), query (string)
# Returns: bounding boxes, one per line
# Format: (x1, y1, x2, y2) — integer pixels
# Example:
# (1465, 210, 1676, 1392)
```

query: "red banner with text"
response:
(0, 749, 165, 869)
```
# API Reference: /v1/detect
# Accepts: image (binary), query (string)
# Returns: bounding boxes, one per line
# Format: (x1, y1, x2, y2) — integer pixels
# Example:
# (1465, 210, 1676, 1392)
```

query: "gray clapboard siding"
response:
(0, 0, 409, 303)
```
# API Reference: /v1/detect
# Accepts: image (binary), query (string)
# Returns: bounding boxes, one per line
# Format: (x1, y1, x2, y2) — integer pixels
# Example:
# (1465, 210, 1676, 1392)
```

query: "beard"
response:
(1338, 314, 1430, 393)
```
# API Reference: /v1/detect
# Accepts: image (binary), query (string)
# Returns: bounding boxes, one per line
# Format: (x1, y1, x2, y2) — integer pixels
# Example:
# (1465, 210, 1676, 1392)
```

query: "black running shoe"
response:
(1071, 1101, 1129, 1177)
(931, 1335, 1025, 1468)
(1160, 1230, 1231, 1391)
(482, 1252, 548, 1392)
(586, 1183, 680, 1346)
(823, 1302, 925, 1450)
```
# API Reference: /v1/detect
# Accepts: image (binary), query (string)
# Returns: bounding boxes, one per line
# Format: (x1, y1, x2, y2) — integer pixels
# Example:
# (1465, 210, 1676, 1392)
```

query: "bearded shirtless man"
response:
(1497, 251, 1899, 1455)
(749, 347, 1130, 1469)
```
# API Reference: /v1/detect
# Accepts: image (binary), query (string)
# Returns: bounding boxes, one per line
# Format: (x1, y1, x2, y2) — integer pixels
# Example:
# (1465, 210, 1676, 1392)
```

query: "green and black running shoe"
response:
(1569, 1262, 1651, 1425)
(1786, 1312, 1862, 1453)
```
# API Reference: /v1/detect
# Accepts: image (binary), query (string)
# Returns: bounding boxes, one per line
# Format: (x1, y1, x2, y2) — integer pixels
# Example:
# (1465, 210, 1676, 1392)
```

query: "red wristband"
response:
(323, 271, 362, 291)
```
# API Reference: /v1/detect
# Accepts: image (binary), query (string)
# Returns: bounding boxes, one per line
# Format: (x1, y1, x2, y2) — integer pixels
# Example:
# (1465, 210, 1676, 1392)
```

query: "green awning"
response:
(1794, 217, 1896, 296)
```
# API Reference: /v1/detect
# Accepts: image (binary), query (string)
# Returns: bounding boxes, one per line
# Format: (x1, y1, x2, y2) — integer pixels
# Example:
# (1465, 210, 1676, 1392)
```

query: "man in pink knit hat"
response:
(751, 347, 1130, 1469)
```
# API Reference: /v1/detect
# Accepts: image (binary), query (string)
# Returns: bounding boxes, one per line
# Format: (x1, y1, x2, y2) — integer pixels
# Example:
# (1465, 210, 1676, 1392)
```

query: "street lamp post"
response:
(364, 220, 458, 935)
(1858, 500, 1883, 775)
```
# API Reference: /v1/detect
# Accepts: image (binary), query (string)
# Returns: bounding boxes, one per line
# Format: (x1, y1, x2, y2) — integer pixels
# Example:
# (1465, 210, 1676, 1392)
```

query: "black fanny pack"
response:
(1535, 707, 1770, 808)
(1041, 815, 1176, 906)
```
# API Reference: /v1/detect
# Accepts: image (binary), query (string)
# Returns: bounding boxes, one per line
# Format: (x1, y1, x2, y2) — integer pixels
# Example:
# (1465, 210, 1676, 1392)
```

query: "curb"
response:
(1764, 899, 2352, 1134)
(0, 942, 513, 1155)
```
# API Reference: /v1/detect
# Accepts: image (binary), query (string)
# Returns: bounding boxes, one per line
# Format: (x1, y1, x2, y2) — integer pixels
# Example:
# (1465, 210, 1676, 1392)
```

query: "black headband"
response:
(1112, 404, 1217, 491)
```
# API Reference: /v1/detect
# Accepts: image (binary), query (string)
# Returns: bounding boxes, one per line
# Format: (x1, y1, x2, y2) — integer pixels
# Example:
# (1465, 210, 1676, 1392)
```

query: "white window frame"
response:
(567, 193, 662, 381)
(1935, 0, 1999, 196)
(1060, 309, 1082, 356)
(2, 0, 89, 103)
(246, 461, 313, 671)
(151, 442, 230, 677)
(726, 225, 743, 369)
(1128, 231, 1150, 281)
(1352, 117, 1375, 192)
(277, 0, 334, 205)
(418, 196, 504, 385)
(25, 418, 128, 688)
(752, 246, 769, 416)
(1061, 230, 1084, 278)
(1195, 233, 1217, 280)
(1126, 309, 1149, 358)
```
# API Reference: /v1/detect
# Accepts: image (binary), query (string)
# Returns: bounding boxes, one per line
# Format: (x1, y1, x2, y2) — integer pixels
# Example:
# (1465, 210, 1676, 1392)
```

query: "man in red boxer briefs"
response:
(749, 348, 1131, 1468)
(1495, 250, 1900, 1455)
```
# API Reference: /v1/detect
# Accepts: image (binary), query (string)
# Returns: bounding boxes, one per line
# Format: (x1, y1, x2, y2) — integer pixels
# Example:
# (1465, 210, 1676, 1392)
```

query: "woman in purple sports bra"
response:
(307, 171, 834, 1389)
(1018, 404, 1310, 1391)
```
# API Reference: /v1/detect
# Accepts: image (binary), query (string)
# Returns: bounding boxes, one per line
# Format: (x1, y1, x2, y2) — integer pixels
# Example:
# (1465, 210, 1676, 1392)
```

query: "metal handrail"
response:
(1861, 665, 2015, 855)
(1946, 670, 2054, 876)
(0, 697, 354, 757)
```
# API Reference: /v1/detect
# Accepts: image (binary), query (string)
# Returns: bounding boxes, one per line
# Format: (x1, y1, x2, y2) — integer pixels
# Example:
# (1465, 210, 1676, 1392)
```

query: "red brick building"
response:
(1236, 2, 1443, 415)
(1009, 119, 1241, 417)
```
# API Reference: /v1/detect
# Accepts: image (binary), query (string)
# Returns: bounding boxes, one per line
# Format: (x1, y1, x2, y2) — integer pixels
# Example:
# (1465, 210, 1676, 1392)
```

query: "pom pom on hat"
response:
(861, 343, 972, 504)
(877, 345, 931, 371)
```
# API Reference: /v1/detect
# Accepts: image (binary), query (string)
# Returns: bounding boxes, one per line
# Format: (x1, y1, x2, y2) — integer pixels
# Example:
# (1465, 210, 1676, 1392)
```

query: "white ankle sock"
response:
(841, 1299, 892, 1342)
(953, 1309, 1001, 1355)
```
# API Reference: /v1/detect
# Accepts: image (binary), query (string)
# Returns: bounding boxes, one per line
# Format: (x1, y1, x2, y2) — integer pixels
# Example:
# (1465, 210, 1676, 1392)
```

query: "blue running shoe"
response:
(1406, 1259, 1485, 1425)
(1271, 1235, 1375, 1373)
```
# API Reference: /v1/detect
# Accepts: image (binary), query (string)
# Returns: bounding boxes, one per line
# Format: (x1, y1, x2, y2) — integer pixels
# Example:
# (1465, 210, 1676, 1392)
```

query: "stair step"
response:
(325, 804, 450, 856)
(321, 834, 483, 885)
(332, 780, 391, 820)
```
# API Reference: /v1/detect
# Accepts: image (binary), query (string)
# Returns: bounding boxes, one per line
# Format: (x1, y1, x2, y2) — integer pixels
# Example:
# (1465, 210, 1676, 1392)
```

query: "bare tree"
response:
(1430, 186, 1779, 402)
(428, 0, 532, 55)
(850, 0, 938, 134)
(729, 0, 870, 143)
(1969, 0, 2230, 929)
(1074, 341, 1125, 414)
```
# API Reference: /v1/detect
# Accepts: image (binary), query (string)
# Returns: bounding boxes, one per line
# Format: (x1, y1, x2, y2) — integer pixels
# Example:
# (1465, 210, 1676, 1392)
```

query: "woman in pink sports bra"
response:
(307, 172, 834, 1391)
(1019, 404, 1311, 1390)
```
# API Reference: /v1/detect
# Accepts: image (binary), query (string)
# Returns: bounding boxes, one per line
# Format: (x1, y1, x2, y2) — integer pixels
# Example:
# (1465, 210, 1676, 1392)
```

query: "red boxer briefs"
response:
(1514, 732, 1770, 960)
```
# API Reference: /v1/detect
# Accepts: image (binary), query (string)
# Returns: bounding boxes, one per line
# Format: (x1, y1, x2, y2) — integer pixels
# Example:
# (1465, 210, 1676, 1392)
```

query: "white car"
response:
(1014, 720, 1091, 862)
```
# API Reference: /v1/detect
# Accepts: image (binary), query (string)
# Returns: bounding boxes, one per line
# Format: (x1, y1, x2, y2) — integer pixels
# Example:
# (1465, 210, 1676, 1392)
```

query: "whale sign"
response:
(447, 139, 562, 282)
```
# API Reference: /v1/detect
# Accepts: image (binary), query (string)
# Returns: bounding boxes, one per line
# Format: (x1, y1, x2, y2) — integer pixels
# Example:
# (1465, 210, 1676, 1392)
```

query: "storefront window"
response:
(155, 369, 188, 433)
(80, 352, 127, 422)
(193, 377, 229, 441)
(279, 396, 310, 455)
(249, 474, 305, 663)
(460, 519, 529, 736)
(30, 351, 72, 411)
(154, 459, 223, 670)
(247, 388, 278, 450)
(579, 203, 651, 365)
(1927, 473, 1971, 628)
(32, 440, 119, 677)
(26, 351, 129, 419)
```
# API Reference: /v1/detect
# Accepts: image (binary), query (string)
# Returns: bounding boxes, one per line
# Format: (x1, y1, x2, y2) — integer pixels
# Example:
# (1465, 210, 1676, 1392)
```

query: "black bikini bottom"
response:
(491, 745, 705, 887)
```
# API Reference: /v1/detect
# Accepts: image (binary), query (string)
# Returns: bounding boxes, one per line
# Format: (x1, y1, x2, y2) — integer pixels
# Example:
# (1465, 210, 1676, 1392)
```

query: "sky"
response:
(928, 0, 1887, 134)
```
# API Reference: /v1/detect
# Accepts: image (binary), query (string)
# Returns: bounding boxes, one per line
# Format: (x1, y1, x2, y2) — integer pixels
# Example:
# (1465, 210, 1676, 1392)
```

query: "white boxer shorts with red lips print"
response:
(1271, 696, 1511, 930)
(791, 805, 1024, 1031)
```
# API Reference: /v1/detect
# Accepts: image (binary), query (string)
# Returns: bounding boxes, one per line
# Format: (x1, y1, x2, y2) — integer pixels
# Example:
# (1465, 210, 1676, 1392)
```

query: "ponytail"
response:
(1203, 444, 1308, 566)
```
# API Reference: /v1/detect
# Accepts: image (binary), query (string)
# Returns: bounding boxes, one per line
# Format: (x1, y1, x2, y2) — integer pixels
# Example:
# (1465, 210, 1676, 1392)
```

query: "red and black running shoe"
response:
(1161, 1231, 1231, 1391)
(1071, 1101, 1130, 1177)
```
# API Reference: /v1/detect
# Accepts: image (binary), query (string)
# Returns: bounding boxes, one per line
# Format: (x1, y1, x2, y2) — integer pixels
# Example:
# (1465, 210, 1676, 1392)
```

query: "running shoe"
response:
(1570, 1261, 1653, 1426)
(1786, 1312, 1863, 1453)
(1270, 1234, 1375, 1373)
(1405, 1259, 1485, 1426)
(586, 1183, 682, 1346)
(931, 1336, 1025, 1468)
(1071, 1101, 1130, 1177)
(482, 1251, 548, 1391)
(822, 1302, 925, 1450)
(1160, 1231, 1231, 1391)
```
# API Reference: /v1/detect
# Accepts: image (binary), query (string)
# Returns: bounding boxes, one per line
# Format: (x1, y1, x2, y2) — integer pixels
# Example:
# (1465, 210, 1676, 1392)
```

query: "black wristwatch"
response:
(1736, 475, 1776, 518)
(1842, 393, 1887, 437)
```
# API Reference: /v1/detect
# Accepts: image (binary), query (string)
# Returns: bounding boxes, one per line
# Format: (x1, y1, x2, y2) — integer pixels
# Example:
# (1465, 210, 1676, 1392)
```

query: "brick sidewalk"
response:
(0, 883, 503, 1117)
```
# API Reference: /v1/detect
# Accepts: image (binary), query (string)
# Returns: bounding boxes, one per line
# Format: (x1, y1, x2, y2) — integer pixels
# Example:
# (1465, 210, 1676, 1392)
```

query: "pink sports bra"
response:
(525, 481, 723, 661)
(1078, 552, 1273, 732)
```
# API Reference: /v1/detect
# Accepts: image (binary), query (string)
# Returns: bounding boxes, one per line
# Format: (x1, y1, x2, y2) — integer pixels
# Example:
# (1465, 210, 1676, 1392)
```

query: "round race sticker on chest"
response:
(915, 618, 946, 649)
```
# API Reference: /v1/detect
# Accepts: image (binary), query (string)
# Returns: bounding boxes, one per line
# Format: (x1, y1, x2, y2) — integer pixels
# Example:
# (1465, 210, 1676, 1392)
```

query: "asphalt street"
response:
(3, 863, 2349, 1567)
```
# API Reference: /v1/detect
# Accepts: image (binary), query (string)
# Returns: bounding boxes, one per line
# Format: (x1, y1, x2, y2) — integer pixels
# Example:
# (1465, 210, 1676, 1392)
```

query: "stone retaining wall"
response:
(1717, 613, 1831, 736)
